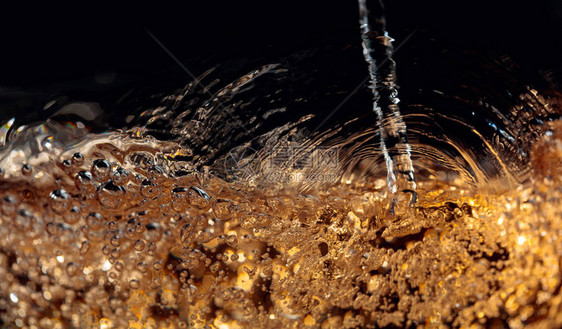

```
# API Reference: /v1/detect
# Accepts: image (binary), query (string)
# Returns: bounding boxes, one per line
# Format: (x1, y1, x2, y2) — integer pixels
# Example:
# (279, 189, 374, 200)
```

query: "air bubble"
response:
(148, 165, 165, 181)
(76, 171, 96, 193)
(171, 187, 189, 212)
(63, 263, 78, 279)
(86, 228, 105, 242)
(153, 260, 163, 271)
(21, 164, 32, 176)
(145, 223, 162, 242)
(72, 152, 84, 166)
(110, 235, 121, 247)
(46, 222, 60, 235)
(14, 209, 34, 231)
(187, 186, 212, 209)
(98, 181, 125, 209)
(137, 262, 148, 273)
(209, 262, 220, 273)
(213, 201, 233, 220)
(140, 180, 156, 198)
(108, 221, 119, 232)
(80, 241, 90, 255)
(180, 223, 194, 242)
(112, 168, 130, 185)
(124, 225, 136, 239)
(86, 212, 104, 230)
(61, 159, 72, 172)
(133, 173, 144, 185)
(134, 239, 146, 251)
(49, 189, 71, 214)
(28, 217, 44, 239)
(91, 159, 111, 181)
(226, 235, 238, 247)
(129, 279, 140, 289)
(135, 222, 146, 235)
(64, 206, 81, 224)
(1, 195, 17, 216)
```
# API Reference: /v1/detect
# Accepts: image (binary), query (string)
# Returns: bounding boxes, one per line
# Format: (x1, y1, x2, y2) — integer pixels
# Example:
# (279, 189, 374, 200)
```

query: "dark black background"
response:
(1, 1, 561, 109)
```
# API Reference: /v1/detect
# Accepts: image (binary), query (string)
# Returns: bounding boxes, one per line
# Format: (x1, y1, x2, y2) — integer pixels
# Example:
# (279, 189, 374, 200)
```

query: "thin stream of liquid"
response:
(358, 0, 416, 195)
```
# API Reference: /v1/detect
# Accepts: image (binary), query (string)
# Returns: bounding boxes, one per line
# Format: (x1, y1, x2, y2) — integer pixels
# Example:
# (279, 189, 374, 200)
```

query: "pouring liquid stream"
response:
(358, 0, 417, 208)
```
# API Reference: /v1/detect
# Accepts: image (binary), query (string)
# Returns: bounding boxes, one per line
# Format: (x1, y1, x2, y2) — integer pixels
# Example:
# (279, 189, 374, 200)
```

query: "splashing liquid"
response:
(1, 8, 562, 329)
(358, 0, 416, 197)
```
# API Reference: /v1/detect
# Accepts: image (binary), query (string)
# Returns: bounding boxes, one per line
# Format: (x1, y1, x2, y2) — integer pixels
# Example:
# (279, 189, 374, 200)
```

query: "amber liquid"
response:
(0, 120, 560, 329)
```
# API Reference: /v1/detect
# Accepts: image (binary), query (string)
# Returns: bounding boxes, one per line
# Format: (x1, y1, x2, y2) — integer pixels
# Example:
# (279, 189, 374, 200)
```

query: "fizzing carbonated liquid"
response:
(1, 1, 562, 328)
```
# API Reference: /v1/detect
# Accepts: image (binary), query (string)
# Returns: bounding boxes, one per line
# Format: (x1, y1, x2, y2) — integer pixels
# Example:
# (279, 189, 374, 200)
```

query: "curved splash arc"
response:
(358, 0, 416, 194)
